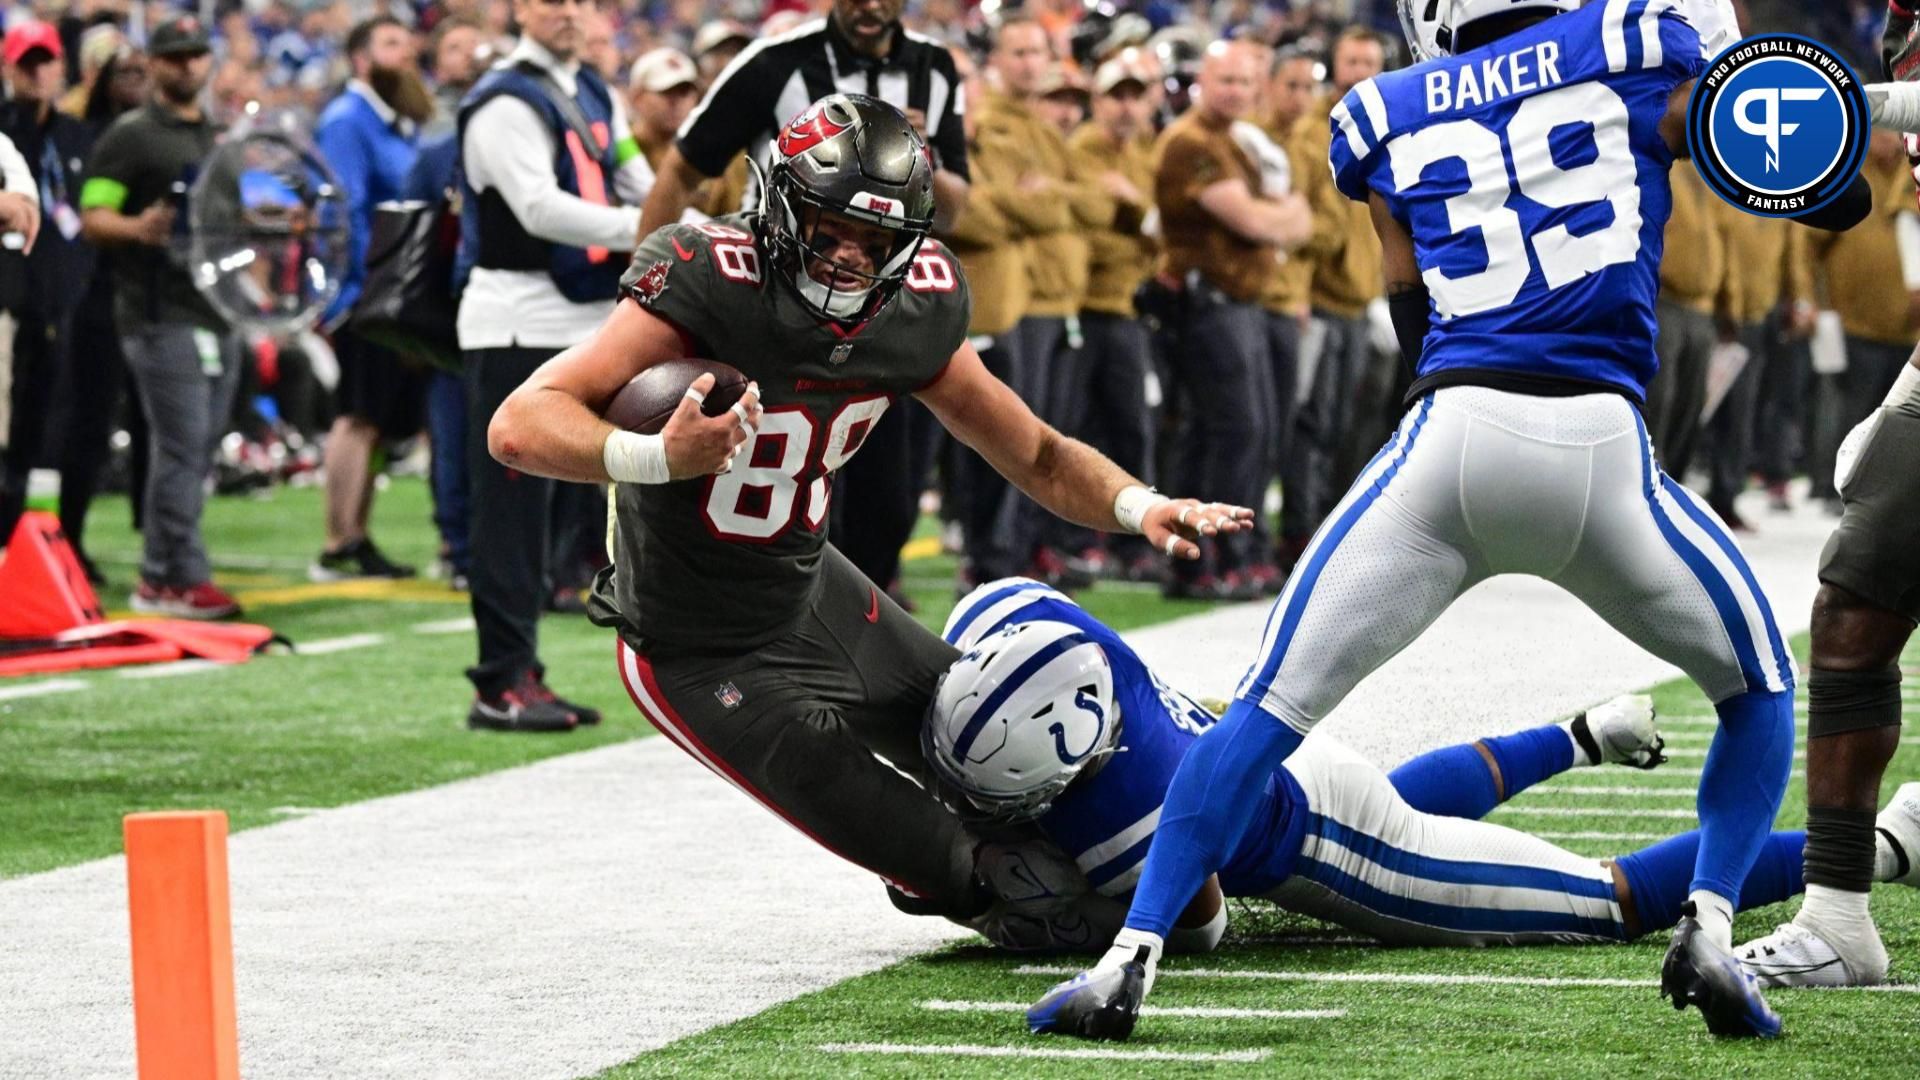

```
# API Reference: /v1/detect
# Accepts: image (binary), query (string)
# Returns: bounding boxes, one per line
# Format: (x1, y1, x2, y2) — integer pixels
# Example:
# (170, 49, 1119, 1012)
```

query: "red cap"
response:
(4, 21, 63, 67)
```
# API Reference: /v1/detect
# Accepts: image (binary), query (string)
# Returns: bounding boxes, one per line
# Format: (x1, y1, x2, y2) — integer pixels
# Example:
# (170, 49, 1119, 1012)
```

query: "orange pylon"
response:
(124, 811, 240, 1080)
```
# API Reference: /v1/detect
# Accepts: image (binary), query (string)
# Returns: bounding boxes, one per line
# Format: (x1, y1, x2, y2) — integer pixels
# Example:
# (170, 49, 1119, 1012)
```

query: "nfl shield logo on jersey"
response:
(714, 682, 744, 709)
(828, 342, 855, 366)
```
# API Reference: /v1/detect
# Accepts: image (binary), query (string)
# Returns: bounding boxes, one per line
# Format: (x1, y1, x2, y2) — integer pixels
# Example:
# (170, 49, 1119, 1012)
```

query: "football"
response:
(604, 358, 750, 435)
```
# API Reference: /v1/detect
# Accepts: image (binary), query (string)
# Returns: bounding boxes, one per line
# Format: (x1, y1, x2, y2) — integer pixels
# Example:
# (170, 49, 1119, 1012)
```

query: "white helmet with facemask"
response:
(922, 620, 1120, 824)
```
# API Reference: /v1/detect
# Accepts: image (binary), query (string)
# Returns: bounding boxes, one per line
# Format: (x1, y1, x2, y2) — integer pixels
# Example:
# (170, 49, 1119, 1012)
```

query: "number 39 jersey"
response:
(1328, 0, 1708, 404)
(595, 215, 971, 653)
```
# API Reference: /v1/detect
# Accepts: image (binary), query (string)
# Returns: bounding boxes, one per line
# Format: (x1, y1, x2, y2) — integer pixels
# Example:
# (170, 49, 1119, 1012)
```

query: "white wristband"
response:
(1869, 81, 1920, 135)
(1113, 484, 1169, 535)
(603, 429, 671, 485)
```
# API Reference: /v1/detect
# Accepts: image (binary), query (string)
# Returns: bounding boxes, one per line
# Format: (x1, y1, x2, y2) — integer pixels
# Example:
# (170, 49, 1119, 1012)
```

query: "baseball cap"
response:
(3, 21, 63, 67)
(691, 20, 751, 60)
(1094, 56, 1149, 96)
(149, 14, 212, 58)
(1039, 64, 1089, 101)
(629, 48, 699, 93)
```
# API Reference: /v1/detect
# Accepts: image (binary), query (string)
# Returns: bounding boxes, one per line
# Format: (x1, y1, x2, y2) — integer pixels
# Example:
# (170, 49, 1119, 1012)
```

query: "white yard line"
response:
(818, 1042, 1271, 1063)
(1010, 966, 1920, 993)
(1533, 831, 1678, 842)
(297, 633, 388, 655)
(0, 678, 88, 701)
(410, 617, 476, 635)
(1517, 785, 1696, 798)
(920, 1000, 1344, 1020)
(1492, 806, 1702, 819)
(117, 659, 226, 679)
(1660, 732, 1920, 749)
(1550, 768, 1805, 781)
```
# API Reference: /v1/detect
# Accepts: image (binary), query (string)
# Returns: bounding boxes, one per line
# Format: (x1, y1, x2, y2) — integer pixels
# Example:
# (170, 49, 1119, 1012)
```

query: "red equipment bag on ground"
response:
(0, 513, 281, 677)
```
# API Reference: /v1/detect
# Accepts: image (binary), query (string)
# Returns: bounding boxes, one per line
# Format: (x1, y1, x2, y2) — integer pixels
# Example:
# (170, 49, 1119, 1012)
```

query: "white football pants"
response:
(1270, 737, 1626, 944)
(1239, 386, 1793, 728)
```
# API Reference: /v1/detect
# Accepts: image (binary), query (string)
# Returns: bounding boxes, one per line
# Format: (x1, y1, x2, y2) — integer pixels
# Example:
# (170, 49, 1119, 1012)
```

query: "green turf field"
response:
(603, 667, 1920, 1078)
(5, 479, 1917, 1076)
(0, 478, 1209, 876)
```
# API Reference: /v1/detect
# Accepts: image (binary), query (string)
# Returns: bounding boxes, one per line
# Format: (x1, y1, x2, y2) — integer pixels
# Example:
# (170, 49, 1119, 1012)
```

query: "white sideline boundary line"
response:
(1011, 966, 1920, 993)
(819, 1042, 1271, 1063)
(920, 1000, 1345, 1020)
(0, 678, 88, 701)
(410, 616, 476, 635)
(297, 632, 388, 655)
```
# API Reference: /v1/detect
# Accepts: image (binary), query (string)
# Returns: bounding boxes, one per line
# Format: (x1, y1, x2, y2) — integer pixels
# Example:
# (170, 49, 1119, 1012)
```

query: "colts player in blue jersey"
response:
(1031, 0, 1876, 1043)
(930, 580, 1920, 968)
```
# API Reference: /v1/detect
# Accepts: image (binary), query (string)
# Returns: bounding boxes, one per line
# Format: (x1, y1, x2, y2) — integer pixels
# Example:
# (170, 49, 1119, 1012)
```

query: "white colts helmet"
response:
(923, 620, 1119, 823)
(1396, 0, 1580, 62)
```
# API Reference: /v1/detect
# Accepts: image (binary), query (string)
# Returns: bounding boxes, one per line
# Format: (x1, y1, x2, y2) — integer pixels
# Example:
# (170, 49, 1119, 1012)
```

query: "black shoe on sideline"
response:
(311, 538, 418, 582)
(468, 674, 580, 733)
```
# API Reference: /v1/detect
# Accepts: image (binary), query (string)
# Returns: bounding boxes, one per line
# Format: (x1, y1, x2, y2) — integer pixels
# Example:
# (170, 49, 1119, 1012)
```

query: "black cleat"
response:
(467, 674, 580, 733)
(1025, 945, 1148, 1042)
(1661, 904, 1782, 1038)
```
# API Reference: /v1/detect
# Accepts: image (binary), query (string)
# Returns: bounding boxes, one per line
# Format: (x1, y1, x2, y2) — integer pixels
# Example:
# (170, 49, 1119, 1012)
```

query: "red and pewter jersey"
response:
(589, 214, 971, 653)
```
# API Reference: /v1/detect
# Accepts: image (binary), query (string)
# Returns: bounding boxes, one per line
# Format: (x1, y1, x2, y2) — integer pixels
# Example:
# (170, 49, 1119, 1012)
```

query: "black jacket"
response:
(0, 100, 96, 322)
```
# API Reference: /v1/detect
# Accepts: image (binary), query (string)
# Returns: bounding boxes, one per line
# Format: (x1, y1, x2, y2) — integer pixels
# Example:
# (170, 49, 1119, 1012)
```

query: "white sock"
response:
(1798, 883, 1873, 929)
(1099, 928, 1164, 994)
(1687, 889, 1735, 951)
(1558, 718, 1599, 767)
(1877, 829, 1907, 882)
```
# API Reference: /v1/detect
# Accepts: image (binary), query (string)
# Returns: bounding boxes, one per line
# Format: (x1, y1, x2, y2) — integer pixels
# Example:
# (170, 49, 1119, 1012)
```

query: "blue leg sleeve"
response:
(1389, 725, 1574, 819)
(1387, 744, 1499, 818)
(1692, 687, 1796, 901)
(1617, 829, 1806, 934)
(1122, 698, 1305, 937)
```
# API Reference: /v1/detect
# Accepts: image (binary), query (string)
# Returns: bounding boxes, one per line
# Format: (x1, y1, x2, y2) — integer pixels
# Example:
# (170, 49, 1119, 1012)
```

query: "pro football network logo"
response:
(1687, 34, 1868, 218)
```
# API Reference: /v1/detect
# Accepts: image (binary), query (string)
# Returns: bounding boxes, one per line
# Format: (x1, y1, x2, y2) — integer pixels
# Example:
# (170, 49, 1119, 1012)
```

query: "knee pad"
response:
(1806, 665, 1904, 738)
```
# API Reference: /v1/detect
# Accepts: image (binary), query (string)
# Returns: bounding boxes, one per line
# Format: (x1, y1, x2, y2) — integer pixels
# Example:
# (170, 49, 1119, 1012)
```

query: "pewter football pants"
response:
(614, 545, 983, 915)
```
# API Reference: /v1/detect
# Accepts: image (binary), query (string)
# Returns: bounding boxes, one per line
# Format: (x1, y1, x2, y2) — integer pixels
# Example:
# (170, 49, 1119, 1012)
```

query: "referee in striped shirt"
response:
(637, 0, 969, 234)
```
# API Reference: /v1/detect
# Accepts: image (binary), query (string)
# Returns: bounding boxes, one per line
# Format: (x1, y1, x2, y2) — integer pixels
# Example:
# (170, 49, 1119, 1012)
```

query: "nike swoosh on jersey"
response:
(865, 586, 880, 623)
(672, 237, 696, 261)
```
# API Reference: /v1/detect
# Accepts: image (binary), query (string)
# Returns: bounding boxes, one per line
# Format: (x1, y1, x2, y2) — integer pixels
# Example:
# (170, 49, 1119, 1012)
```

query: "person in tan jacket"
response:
(1262, 46, 1321, 564)
(1644, 164, 1728, 485)
(976, 14, 1112, 585)
(1703, 201, 1812, 527)
(939, 43, 1041, 585)
(1056, 54, 1162, 580)
(1153, 39, 1310, 598)
(1284, 27, 1385, 561)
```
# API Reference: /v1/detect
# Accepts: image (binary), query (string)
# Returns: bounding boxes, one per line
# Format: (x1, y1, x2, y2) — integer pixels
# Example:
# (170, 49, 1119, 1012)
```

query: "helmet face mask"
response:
(760, 93, 934, 325)
(921, 621, 1122, 825)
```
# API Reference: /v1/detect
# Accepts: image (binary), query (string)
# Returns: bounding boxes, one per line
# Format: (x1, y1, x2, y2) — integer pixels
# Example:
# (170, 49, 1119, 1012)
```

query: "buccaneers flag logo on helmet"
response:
(777, 102, 853, 157)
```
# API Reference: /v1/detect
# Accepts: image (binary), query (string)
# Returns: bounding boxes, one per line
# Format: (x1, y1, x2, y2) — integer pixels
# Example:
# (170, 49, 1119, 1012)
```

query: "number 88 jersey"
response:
(1329, 0, 1708, 404)
(596, 214, 971, 653)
